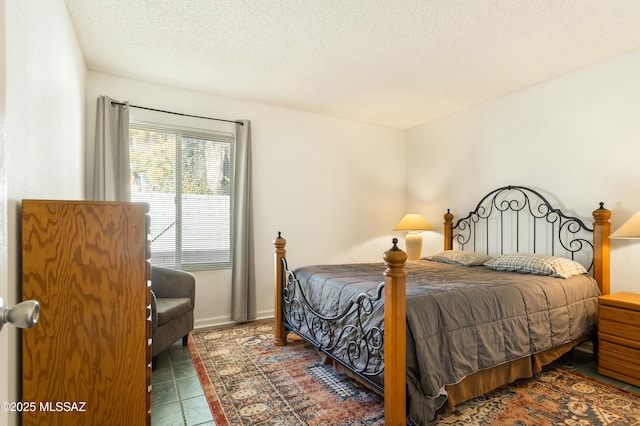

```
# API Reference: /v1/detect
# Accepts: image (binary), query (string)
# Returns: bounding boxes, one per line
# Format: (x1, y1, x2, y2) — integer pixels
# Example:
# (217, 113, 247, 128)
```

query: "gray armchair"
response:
(150, 265, 195, 369)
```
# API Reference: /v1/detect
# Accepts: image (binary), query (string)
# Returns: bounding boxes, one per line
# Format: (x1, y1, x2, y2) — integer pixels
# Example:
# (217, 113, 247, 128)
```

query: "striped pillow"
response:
(483, 253, 587, 278)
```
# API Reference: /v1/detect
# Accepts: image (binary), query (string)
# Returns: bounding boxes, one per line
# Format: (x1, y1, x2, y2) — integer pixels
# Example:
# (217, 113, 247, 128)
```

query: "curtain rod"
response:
(110, 101, 244, 126)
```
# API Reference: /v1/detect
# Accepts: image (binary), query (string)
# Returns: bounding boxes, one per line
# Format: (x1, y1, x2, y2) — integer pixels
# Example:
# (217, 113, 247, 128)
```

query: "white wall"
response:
(406, 48, 640, 295)
(87, 72, 407, 327)
(3, 1, 86, 424)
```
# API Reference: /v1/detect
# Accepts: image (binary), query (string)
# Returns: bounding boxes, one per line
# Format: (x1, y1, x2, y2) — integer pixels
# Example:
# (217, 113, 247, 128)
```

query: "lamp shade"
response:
(611, 210, 640, 239)
(393, 213, 432, 231)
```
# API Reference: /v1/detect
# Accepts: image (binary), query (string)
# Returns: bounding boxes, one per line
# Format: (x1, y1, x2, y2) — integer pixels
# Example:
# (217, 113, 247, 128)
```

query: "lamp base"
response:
(404, 233, 423, 261)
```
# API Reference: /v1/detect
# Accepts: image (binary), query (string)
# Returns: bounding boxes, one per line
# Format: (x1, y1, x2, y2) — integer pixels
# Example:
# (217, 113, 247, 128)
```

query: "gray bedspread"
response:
(290, 259, 600, 424)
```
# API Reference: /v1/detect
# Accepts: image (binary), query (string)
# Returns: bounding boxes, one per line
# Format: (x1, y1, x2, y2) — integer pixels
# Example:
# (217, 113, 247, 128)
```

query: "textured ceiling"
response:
(65, 0, 640, 129)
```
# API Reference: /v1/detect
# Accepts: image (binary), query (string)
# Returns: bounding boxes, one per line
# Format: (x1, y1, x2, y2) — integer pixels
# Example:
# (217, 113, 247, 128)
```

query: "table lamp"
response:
(610, 210, 640, 239)
(393, 213, 432, 260)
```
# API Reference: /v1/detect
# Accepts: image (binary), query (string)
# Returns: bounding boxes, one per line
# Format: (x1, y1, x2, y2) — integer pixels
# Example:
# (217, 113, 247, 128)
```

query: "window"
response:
(129, 122, 235, 270)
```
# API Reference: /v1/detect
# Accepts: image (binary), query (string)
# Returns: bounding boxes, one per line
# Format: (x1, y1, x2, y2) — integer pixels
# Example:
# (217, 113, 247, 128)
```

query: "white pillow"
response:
(483, 253, 587, 278)
(425, 250, 493, 267)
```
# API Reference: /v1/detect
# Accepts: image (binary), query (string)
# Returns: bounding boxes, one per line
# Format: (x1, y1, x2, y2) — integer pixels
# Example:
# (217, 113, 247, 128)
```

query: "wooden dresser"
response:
(21, 200, 151, 426)
(598, 292, 640, 387)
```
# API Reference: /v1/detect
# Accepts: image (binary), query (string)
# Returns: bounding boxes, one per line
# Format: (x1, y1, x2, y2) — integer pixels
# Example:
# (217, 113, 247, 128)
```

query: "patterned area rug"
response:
(188, 320, 640, 425)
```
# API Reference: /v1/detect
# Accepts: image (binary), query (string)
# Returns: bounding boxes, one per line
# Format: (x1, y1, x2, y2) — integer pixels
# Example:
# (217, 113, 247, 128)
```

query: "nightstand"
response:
(598, 292, 640, 386)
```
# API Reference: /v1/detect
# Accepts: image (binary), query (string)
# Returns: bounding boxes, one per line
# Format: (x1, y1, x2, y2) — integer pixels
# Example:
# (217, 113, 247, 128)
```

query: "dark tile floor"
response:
(149, 339, 638, 426)
(151, 340, 214, 426)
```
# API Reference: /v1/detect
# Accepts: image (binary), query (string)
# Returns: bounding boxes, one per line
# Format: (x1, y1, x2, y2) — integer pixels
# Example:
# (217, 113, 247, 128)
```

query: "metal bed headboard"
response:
(449, 185, 596, 272)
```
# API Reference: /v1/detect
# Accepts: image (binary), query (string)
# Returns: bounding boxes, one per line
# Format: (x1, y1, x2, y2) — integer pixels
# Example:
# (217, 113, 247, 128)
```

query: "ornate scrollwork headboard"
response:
(445, 185, 597, 271)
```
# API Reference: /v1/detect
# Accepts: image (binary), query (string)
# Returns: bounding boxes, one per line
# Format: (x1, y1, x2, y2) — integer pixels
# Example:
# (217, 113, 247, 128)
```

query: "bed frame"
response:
(273, 185, 611, 425)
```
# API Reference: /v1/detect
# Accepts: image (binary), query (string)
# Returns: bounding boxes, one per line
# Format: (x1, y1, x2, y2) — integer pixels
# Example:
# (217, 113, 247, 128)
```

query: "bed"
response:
(272, 185, 611, 425)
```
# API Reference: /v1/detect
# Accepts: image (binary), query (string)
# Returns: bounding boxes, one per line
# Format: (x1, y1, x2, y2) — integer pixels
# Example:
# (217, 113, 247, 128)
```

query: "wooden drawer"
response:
(598, 339, 640, 386)
(598, 293, 640, 386)
(598, 305, 640, 344)
(598, 340, 640, 367)
(599, 304, 640, 326)
(598, 357, 640, 387)
(599, 331, 640, 350)
(598, 364, 640, 387)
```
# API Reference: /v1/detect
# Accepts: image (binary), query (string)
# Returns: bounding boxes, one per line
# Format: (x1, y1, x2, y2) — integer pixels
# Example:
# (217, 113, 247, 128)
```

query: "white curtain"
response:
(86, 96, 130, 201)
(231, 120, 256, 322)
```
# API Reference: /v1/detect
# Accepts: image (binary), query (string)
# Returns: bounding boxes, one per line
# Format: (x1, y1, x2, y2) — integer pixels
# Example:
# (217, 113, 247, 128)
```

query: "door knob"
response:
(0, 297, 40, 332)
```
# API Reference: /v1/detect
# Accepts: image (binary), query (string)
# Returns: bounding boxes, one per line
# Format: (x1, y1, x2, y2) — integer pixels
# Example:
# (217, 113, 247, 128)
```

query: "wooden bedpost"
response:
(444, 209, 454, 250)
(273, 232, 289, 346)
(592, 203, 611, 295)
(383, 238, 408, 425)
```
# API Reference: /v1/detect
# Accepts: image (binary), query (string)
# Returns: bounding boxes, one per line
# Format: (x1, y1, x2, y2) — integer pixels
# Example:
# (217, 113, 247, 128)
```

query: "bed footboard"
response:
(383, 239, 408, 425)
(273, 233, 408, 425)
(273, 233, 288, 346)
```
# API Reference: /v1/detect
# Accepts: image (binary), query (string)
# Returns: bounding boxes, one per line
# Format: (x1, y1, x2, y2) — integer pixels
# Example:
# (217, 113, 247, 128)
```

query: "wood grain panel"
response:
(21, 200, 150, 426)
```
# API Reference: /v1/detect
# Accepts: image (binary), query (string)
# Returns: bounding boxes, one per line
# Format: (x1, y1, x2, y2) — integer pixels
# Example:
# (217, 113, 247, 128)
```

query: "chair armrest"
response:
(150, 266, 196, 304)
(150, 289, 158, 332)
